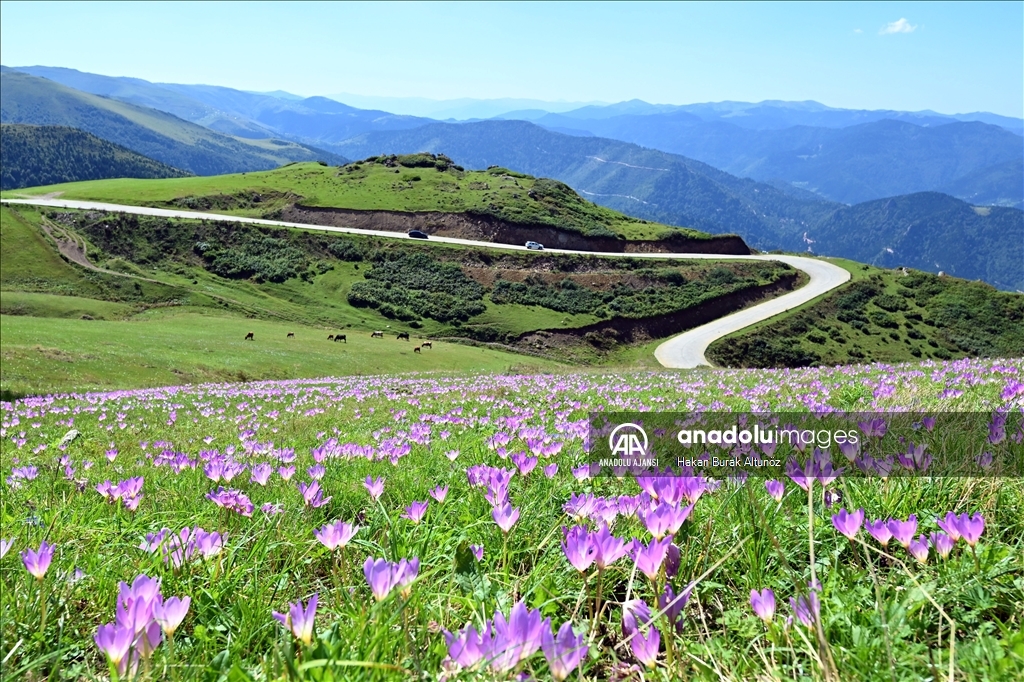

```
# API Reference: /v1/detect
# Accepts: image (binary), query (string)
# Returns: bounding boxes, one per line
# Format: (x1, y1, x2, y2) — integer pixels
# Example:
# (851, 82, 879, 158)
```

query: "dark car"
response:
(407, 230, 429, 239)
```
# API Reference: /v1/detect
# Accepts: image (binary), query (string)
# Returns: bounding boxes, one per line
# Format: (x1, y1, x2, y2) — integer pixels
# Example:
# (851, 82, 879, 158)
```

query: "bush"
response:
(875, 294, 908, 312)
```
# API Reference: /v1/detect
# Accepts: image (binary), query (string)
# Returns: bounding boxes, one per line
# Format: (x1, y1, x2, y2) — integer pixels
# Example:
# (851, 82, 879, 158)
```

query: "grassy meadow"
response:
(1, 359, 1022, 681)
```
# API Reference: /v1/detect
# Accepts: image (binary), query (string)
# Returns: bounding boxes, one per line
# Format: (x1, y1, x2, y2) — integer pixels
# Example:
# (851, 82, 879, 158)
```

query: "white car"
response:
(525, 241, 544, 250)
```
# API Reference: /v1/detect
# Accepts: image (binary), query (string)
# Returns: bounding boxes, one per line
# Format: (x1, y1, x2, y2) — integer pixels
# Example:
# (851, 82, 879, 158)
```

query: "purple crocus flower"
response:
(955, 513, 985, 547)
(765, 479, 785, 502)
(297, 480, 331, 508)
(470, 544, 484, 561)
(21, 541, 54, 580)
(278, 465, 296, 481)
(0, 538, 14, 560)
(94, 623, 134, 669)
(492, 601, 546, 668)
(393, 557, 420, 598)
(364, 476, 385, 501)
(542, 621, 588, 681)
(153, 596, 190, 636)
(492, 503, 520, 533)
(562, 526, 595, 572)
(543, 463, 558, 478)
(887, 515, 918, 548)
(630, 624, 660, 667)
(907, 535, 930, 563)
(930, 532, 955, 559)
(314, 520, 359, 550)
(640, 502, 694, 539)
(402, 501, 429, 524)
(658, 583, 691, 633)
(429, 485, 449, 504)
(750, 588, 776, 622)
(858, 417, 887, 439)
(790, 591, 820, 627)
(273, 594, 318, 645)
(831, 508, 865, 540)
(865, 518, 893, 546)
(630, 536, 673, 581)
(936, 512, 961, 541)
(363, 557, 395, 601)
(591, 523, 629, 570)
(785, 459, 813, 492)
(250, 463, 273, 486)
(445, 624, 485, 668)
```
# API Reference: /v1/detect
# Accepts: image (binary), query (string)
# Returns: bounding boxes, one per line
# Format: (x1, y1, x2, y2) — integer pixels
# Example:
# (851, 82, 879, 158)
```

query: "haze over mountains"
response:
(1, 65, 1021, 290)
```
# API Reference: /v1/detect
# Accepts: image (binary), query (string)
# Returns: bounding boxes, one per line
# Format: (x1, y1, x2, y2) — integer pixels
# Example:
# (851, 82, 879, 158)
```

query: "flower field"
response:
(2, 358, 1023, 681)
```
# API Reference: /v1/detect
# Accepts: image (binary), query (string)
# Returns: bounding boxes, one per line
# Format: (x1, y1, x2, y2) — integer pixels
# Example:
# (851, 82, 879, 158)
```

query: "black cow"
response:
(397, 332, 410, 341)
(244, 331, 254, 341)
(334, 334, 347, 343)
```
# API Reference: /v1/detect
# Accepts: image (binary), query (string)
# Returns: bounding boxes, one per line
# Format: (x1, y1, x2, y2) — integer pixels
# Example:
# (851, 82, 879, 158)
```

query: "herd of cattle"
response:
(244, 330, 434, 353)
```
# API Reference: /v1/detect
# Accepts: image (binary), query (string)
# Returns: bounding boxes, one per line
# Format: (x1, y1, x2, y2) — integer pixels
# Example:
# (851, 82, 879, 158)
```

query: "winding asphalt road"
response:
(2, 197, 850, 368)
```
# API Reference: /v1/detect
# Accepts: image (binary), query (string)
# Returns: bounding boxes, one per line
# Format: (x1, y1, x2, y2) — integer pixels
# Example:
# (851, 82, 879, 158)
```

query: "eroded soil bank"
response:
(279, 205, 751, 255)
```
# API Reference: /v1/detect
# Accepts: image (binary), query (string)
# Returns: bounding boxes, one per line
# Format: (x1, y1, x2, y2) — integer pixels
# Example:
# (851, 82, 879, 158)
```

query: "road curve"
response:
(1, 198, 850, 368)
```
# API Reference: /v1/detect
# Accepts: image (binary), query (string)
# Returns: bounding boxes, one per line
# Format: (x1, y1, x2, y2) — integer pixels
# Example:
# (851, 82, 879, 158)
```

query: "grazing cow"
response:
(328, 335, 334, 341)
(421, 341, 432, 349)
(245, 332, 254, 341)
(371, 331, 384, 338)
(334, 334, 347, 343)
(287, 332, 295, 338)
(413, 346, 421, 353)
(397, 332, 410, 341)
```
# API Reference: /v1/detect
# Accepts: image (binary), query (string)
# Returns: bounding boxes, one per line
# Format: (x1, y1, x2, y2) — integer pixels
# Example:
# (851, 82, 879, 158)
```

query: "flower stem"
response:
(38, 577, 48, 638)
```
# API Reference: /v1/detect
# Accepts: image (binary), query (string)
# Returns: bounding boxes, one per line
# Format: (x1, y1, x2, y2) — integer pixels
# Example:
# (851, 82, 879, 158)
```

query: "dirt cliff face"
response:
(279, 205, 751, 255)
(514, 273, 801, 351)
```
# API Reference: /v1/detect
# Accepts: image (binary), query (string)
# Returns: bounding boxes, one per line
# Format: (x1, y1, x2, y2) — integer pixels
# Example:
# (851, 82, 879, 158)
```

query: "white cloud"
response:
(853, 28, 863, 34)
(880, 18, 917, 35)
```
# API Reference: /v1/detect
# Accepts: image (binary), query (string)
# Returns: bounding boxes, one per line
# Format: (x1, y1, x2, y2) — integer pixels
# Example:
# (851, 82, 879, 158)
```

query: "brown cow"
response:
(413, 346, 421, 353)
(421, 341, 432, 349)
(287, 332, 295, 338)
(244, 332, 254, 341)
(334, 334, 347, 343)
(397, 332, 410, 341)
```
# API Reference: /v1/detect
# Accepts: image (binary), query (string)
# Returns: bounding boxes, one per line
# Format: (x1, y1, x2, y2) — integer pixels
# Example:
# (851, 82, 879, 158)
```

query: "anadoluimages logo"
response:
(608, 423, 648, 457)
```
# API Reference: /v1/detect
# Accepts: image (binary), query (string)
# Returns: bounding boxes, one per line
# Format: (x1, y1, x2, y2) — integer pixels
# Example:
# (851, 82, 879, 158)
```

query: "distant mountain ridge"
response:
(529, 111, 1024, 207)
(1, 124, 191, 190)
(0, 69, 346, 175)
(332, 120, 1023, 290)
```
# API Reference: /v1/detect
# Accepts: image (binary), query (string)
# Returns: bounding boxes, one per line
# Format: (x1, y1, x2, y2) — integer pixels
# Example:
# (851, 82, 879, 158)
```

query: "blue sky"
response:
(1, 1, 1021, 116)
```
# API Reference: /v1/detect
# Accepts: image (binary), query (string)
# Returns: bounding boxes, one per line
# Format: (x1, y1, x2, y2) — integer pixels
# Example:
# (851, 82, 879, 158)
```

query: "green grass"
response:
(2, 160, 711, 241)
(0, 311, 561, 397)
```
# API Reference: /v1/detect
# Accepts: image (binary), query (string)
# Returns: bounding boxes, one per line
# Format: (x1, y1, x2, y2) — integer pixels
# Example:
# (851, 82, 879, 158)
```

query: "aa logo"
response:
(608, 423, 648, 457)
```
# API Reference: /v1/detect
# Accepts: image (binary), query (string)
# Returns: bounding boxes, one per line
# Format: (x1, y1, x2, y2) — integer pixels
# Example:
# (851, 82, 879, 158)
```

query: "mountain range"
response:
(1, 65, 1021, 290)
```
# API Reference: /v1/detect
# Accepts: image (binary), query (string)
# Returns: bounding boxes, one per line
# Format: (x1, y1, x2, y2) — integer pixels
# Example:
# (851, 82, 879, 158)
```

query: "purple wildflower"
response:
(492, 503, 520, 533)
(955, 513, 985, 547)
(314, 520, 359, 550)
(363, 557, 396, 601)
(470, 544, 484, 561)
(630, 536, 673, 581)
(865, 518, 893, 546)
(561, 526, 595, 573)
(0, 537, 14, 560)
(542, 621, 588, 681)
(831, 508, 865, 540)
(21, 541, 54, 580)
(364, 476, 385, 501)
(153, 596, 190, 636)
(750, 588, 776, 622)
(402, 501, 429, 524)
(930, 532, 955, 559)
(936, 512, 961, 541)
(273, 594, 318, 646)
(907, 535, 930, 563)
(887, 515, 918, 548)
(429, 485, 449, 504)
(765, 479, 785, 501)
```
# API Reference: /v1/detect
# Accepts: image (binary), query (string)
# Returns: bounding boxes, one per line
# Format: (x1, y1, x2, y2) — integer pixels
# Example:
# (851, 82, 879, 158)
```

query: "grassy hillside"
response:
(0, 70, 345, 174)
(1, 124, 191, 190)
(4, 157, 720, 242)
(0, 204, 790, 395)
(708, 259, 1024, 368)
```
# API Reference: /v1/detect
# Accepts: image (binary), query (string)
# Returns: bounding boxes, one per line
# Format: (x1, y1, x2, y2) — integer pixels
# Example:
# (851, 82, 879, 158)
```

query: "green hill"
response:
(1, 124, 191, 190)
(2, 157, 746, 249)
(0, 69, 346, 175)
(0, 202, 790, 395)
(708, 259, 1024, 368)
